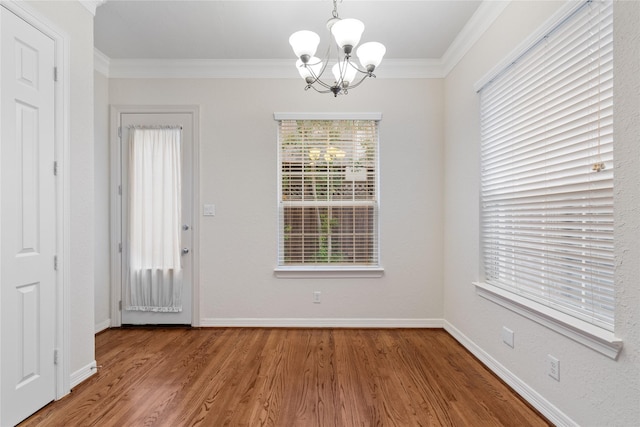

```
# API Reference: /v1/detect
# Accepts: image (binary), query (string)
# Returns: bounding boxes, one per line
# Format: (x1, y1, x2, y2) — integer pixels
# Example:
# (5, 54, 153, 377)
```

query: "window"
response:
(478, 1, 614, 332)
(275, 114, 381, 274)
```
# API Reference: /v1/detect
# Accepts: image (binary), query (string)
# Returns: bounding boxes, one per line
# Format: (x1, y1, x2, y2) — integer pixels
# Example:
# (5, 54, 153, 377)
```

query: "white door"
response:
(120, 113, 193, 325)
(0, 6, 57, 426)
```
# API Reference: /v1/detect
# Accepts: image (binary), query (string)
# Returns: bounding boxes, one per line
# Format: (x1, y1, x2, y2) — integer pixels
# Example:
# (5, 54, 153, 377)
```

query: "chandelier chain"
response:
(332, 0, 339, 19)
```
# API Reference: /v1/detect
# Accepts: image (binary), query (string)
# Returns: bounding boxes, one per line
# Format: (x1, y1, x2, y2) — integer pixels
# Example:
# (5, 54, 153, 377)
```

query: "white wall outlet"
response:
(313, 291, 321, 304)
(547, 354, 560, 381)
(502, 326, 514, 348)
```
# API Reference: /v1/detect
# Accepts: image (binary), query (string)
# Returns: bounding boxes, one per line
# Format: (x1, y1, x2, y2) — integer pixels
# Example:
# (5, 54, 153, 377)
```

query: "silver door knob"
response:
(182, 224, 190, 231)
(181, 248, 190, 255)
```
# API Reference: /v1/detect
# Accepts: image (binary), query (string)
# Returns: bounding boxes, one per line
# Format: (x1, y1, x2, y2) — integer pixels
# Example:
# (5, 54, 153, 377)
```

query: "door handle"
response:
(181, 248, 190, 255)
(182, 224, 190, 231)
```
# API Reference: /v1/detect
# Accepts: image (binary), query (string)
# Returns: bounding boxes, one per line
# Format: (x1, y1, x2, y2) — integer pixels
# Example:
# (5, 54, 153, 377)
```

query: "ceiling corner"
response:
(440, 0, 511, 77)
(80, 0, 106, 16)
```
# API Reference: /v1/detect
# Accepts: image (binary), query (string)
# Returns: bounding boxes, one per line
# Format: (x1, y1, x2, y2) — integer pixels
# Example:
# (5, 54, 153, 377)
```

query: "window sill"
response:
(473, 282, 623, 360)
(275, 266, 384, 279)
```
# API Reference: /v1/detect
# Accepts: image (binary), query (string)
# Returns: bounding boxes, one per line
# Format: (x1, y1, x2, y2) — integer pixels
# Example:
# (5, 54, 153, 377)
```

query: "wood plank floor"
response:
(20, 328, 551, 427)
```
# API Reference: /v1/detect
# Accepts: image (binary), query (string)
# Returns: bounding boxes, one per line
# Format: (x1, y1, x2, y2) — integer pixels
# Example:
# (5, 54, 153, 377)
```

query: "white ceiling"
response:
(94, 0, 483, 61)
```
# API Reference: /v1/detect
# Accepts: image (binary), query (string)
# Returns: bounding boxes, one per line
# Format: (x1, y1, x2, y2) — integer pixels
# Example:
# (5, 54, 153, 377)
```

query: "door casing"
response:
(0, 0, 71, 418)
(110, 105, 200, 327)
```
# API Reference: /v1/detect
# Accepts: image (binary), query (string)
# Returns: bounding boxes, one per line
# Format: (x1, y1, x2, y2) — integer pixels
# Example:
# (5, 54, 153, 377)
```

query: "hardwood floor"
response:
(20, 328, 551, 426)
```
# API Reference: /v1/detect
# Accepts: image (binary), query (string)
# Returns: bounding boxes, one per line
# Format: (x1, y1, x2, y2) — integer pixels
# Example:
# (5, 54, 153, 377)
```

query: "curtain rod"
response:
(128, 125, 183, 130)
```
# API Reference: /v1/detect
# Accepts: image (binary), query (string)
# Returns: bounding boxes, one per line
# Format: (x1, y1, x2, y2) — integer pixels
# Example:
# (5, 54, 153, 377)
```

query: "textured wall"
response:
(443, 1, 640, 425)
(611, 0, 640, 415)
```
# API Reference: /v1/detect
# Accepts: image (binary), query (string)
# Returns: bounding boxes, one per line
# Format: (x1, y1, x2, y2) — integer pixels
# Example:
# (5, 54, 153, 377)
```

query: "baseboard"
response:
(70, 360, 97, 389)
(443, 321, 577, 427)
(199, 318, 444, 328)
(95, 318, 111, 334)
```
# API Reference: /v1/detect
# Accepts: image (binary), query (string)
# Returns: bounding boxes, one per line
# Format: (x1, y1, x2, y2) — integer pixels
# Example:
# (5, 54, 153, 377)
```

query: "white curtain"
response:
(125, 127, 183, 312)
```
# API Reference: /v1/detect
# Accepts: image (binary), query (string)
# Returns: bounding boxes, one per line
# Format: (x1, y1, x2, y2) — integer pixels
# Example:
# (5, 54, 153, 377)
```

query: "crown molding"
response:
(107, 58, 300, 79)
(441, 0, 511, 75)
(93, 0, 509, 80)
(97, 56, 446, 79)
(94, 48, 110, 77)
(79, 0, 106, 16)
(382, 59, 445, 79)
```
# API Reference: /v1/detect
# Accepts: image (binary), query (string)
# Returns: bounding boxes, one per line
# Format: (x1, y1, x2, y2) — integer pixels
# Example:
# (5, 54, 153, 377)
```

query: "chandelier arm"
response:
(306, 68, 336, 91)
(301, 42, 341, 92)
(334, 58, 348, 87)
(305, 84, 335, 95)
(304, 45, 334, 90)
(346, 58, 373, 76)
(342, 73, 374, 91)
(315, 43, 332, 76)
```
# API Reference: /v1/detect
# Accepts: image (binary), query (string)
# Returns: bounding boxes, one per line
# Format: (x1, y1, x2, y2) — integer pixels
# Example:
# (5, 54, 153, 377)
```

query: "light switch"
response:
(203, 204, 215, 216)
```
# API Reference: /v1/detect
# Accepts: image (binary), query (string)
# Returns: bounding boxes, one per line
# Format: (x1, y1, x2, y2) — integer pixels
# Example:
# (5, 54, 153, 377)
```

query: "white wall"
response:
(443, 1, 640, 425)
(94, 70, 110, 332)
(26, 1, 96, 378)
(105, 77, 445, 325)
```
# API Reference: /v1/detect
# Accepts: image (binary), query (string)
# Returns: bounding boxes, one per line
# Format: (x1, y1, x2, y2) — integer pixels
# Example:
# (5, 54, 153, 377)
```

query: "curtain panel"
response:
(125, 127, 183, 312)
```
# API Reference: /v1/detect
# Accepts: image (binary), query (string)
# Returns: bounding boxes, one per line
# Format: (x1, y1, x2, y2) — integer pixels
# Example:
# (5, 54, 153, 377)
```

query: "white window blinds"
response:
(277, 118, 379, 266)
(479, 0, 614, 330)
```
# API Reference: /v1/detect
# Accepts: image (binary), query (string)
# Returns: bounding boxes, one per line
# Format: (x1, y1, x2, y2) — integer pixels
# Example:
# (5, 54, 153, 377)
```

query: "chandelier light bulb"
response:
(330, 18, 365, 54)
(296, 57, 323, 83)
(357, 42, 386, 72)
(332, 61, 357, 86)
(289, 30, 320, 59)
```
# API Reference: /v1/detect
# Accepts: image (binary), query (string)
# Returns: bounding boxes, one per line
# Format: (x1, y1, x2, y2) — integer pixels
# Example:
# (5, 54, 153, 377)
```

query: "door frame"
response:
(109, 105, 200, 327)
(0, 0, 71, 401)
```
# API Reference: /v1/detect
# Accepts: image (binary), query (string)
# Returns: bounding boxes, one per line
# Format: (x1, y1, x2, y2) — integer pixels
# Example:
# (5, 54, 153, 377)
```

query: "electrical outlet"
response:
(547, 354, 560, 381)
(502, 327, 514, 348)
(313, 291, 321, 304)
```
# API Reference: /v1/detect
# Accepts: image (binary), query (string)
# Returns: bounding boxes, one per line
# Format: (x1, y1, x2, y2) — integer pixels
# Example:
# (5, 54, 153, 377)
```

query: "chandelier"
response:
(288, 0, 386, 97)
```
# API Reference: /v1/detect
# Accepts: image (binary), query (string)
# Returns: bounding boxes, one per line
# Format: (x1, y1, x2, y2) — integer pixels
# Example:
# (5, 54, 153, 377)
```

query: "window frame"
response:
(473, 0, 622, 358)
(274, 112, 384, 278)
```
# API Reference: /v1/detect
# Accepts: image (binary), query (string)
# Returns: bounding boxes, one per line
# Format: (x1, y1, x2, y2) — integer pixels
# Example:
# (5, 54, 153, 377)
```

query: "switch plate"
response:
(313, 291, 321, 304)
(547, 354, 560, 381)
(502, 326, 514, 348)
(203, 204, 215, 216)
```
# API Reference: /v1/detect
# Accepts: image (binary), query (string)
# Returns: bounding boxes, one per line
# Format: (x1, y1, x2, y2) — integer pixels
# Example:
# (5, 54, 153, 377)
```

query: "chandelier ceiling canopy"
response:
(289, 0, 386, 97)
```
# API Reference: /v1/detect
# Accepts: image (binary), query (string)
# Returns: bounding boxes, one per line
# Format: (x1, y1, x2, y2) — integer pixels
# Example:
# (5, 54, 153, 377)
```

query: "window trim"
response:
(274, 112, 382, 121)
(474, 0, 622, 355)
(275, 266, 385, 279)
(274, 112, 383, 276)
(474, 282, 622, 359)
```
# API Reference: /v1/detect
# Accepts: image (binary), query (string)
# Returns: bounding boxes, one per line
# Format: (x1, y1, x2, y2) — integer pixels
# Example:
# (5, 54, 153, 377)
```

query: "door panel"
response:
(120, 113, 193, 325)
(17, 102, 40, 253)
(1, 6, 56, 426)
